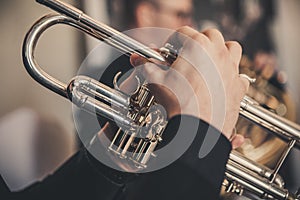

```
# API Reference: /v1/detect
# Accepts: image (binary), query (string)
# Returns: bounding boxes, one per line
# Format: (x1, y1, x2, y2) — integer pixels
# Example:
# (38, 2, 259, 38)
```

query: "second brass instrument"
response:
(23, 0, 300, 199)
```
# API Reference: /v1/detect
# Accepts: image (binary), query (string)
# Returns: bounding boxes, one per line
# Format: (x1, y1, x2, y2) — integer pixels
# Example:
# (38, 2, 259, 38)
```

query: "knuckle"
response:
(191, 33, 209, 46)
(203, 28, 221, 35)
(226, 41, 242, 51)
(203, 28, 224, 42)
(180, 25, 192, 31)
(176, 26, 196, 37)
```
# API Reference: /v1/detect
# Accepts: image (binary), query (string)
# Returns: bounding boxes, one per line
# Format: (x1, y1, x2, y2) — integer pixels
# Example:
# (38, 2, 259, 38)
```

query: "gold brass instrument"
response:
(223, 57, 298, 199)
(23, 0, 300, 199)
(236, 56, 296, 168)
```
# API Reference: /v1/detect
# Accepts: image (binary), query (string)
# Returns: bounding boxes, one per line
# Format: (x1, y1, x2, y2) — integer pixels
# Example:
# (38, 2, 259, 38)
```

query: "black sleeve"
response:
(122, 115, 232, 200)
(2, 115, 231, 200)
(0, 174, 10, 199)
(4, 149, 129, 200)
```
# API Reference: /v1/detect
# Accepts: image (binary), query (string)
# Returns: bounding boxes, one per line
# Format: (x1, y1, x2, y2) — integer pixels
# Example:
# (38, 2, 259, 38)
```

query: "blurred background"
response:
(0, 0, 299, 197)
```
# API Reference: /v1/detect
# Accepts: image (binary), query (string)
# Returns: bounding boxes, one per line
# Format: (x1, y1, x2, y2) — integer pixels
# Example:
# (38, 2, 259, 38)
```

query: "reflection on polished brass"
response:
(22, 0, 300, 199)
(237, 55, 296, 168)
(223, 56, 299, 199)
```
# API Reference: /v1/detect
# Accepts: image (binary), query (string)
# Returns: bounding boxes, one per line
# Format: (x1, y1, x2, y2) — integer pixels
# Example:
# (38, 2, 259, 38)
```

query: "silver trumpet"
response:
(23, 0, 300, 199)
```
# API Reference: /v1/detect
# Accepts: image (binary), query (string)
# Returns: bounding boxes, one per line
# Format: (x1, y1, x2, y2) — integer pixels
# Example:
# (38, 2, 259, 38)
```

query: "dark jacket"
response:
(1, 115, 231, 200)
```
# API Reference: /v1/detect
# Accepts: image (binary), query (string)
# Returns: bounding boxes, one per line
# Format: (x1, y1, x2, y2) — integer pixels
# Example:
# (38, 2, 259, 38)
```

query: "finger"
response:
(130, 53, 148, 67)
(169, 56, 200, 83)
(231, 134, 245, 149)
(202, 29, 225, 45)
(164, 26, 200, 50)
(140, 62, 167, 83)
(225, 41, 242, 69)
(260, 63, 275, 80)
(238, 75, 251, 93)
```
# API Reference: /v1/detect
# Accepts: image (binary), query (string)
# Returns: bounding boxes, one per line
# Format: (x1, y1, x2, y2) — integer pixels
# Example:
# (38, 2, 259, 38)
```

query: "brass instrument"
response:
(235, 56, 296, 169)
(23, 0, 300, 199)
(224, 57, 299, 199)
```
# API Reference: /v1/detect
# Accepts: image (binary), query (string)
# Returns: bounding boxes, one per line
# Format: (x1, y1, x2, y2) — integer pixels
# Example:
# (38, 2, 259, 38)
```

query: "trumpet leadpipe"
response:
(36, 0, 166, 62)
